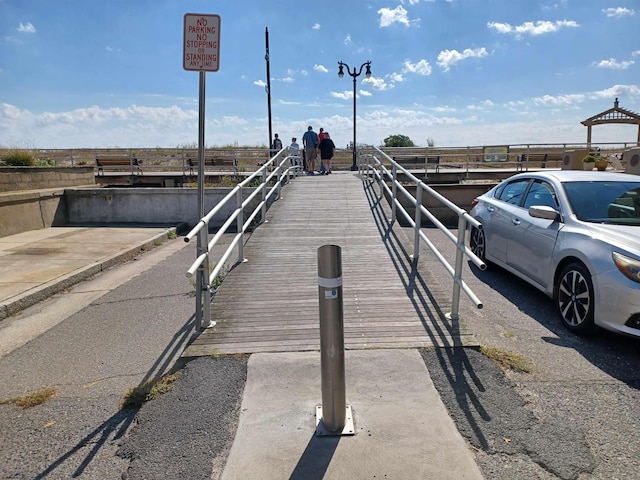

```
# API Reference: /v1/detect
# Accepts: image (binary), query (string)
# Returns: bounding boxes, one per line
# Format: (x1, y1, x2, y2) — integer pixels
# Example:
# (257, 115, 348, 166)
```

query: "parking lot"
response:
(420, 227, 639, 479)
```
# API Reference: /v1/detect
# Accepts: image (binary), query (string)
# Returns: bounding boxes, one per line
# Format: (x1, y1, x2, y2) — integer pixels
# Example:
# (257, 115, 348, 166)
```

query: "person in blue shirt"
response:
(302, 126, 318, 174)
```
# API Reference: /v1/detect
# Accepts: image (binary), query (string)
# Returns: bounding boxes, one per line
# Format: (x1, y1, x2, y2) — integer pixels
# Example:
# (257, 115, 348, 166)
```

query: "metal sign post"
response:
(183, 13, 220, 329)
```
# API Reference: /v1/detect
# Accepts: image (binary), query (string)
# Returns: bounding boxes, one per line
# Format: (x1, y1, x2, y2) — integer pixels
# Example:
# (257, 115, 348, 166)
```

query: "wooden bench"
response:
(393, 155, 441, 172)
(516, 152, 564, 171)
(187, 157, 238, 175)
(95, 157, 141, 175)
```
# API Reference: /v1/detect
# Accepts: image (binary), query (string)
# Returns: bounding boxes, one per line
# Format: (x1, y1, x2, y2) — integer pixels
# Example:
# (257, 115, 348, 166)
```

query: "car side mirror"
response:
(529, 205, 560, 221)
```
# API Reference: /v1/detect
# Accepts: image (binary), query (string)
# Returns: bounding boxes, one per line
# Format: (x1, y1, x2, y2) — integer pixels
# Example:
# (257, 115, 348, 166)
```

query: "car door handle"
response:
(487, 206, 495, 212)
(512, 218, 521, 225)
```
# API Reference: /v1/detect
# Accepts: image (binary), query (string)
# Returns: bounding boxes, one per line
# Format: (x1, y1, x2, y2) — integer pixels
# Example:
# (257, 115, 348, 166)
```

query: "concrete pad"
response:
(221, 349, 483, 480)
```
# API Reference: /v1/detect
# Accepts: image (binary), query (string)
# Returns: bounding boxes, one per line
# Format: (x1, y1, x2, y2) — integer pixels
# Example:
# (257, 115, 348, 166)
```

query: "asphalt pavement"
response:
(0, 226, 484, 479)
(0, 225, 637, 479)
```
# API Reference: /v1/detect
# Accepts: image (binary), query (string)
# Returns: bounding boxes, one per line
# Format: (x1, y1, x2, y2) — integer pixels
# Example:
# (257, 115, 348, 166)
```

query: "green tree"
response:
(382, 134, 415, 147)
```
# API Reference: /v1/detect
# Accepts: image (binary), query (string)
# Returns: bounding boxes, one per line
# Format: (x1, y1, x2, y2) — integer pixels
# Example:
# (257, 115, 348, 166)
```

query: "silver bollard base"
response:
(315, 405, 355, 436)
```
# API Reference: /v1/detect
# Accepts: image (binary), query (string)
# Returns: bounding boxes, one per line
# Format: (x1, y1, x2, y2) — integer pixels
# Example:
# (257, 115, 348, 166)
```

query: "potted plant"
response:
(595, 158, 609, 171)
(582, 154, 596, 170)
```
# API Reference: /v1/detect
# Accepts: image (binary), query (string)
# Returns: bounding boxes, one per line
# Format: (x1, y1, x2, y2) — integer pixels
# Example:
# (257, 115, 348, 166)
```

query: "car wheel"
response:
(470, 227, 486, 262)
(554, 262, 596, 334)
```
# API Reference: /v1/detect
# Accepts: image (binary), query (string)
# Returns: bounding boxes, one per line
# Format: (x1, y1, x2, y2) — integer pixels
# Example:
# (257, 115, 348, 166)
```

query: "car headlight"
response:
(612, 252, 640, 283)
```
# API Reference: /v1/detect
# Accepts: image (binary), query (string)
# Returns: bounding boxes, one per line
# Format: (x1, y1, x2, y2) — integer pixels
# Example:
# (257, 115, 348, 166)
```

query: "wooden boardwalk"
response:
(183, 171, 478, 357)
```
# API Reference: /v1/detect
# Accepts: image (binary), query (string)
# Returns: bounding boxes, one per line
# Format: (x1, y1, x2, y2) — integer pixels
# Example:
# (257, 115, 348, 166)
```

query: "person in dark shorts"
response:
(318, 131, 336, 175)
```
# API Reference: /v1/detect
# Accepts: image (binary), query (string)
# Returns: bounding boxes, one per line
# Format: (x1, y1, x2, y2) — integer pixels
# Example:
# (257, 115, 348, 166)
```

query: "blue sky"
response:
(0, 0, 639, 149)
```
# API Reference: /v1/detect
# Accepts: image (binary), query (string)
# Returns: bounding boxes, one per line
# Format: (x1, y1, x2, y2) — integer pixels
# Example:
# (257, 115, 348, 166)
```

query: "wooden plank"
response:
(182, 172, 477, 357)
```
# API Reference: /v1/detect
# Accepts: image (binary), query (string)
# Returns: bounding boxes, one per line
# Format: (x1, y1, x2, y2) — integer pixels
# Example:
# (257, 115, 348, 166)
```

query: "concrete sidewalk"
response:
(0, 225, 174, 320)
(220, 350, 483, 480)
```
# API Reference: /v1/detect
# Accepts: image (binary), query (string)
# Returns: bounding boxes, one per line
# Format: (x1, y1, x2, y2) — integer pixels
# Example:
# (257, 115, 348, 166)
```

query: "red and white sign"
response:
(183, 13, 220, 72)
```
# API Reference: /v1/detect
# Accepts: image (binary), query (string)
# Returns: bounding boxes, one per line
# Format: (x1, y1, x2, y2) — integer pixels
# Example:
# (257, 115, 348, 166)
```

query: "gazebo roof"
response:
(581, 98, 640, 126)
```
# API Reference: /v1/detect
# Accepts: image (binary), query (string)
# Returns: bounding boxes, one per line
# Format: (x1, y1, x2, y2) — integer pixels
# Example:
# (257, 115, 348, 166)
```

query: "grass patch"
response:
(480, 346, 533, 373)
(167, 229, 177, 240)
(120, 372, 181, 410)
(0, 386, 57, 409)
(1, 149, 36, 166)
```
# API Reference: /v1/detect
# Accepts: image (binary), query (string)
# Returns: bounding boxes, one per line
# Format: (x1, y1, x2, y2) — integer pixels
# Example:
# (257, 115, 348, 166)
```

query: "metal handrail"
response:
(358, 146, 486, 320)
(184, 147, 302, 329)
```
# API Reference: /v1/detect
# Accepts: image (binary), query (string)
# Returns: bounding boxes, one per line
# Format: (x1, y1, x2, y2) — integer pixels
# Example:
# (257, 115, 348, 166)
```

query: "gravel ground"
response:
(117, 356, 247, 480)
(416, 227, 640, 480)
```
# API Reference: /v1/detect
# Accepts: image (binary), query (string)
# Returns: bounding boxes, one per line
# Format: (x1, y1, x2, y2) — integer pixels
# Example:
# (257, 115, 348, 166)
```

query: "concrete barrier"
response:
(65, 187, 263, 229)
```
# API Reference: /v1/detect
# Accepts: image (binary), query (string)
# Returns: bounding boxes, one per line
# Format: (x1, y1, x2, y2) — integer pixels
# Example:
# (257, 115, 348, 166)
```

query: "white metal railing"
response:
(184, 147, 302, 330)
(358, 145, 486, 320)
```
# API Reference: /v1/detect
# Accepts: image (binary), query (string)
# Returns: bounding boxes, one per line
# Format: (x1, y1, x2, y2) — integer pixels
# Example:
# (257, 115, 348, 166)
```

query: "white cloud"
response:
(344, 34, 352, 45)
(532, 93, 585, 107)
(595, 58, 634, 70)
(254, 80, 267, 87)
(314, 64, 329, 73)
(602, 7, 635, 18)
(403, 59, 432, 76)
(589, 84, 640, 100)
(487, 20, 579, 38)
(312, 23, 321, 30)
(437, 48, 488, 71)
(378, 6, 410, 27)
(331, 90, 353, 100)
(362, 76, 394, 91)
(17, 22, 35, 33)
(389, 72, 404, 82)
(360, 90, 372, 97)
(632, 50, 640, 57)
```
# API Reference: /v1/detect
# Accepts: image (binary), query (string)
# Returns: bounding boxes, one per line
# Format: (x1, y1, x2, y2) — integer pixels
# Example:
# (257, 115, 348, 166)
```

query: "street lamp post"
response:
(338, 60, 371, 171)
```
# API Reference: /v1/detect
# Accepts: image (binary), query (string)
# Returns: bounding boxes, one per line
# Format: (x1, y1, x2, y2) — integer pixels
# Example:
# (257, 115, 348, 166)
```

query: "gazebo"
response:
(581, 98, 640, 148)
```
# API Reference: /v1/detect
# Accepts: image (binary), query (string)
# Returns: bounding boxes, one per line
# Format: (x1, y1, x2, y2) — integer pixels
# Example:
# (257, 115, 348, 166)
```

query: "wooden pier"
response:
(182, 171, 478, 357)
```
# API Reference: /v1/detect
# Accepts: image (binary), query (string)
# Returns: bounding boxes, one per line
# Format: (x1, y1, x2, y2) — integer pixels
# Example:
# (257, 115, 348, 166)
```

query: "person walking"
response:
(318, 131, 336, 175)
(271, 134, 283, 155)
(302, 126, 318, 175)
(290, 137, 300, 168)
(317, 128, 326, 174)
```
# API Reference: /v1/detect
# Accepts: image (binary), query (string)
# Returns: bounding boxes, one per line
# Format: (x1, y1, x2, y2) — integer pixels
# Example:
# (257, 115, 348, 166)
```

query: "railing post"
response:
(197, 226, 211, 330)
(316, 245, 354, 436)
(449, 215, 467, 321)
(391, 163, 398, 224)
(413, 185, 422, 260)
(236, 186, 244, 263)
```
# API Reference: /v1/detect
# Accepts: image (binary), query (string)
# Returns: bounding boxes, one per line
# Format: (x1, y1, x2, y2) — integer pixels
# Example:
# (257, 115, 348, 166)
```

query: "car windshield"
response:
(563, 181, 640, 225)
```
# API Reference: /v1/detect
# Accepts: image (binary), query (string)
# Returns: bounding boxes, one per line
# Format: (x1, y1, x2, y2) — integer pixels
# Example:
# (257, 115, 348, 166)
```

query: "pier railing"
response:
(358, 145, 486, 320)
(183, 148, 302, 330)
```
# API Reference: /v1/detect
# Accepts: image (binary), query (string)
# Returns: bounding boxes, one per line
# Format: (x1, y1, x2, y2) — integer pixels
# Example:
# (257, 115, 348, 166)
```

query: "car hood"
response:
(585, 223, 640, 254)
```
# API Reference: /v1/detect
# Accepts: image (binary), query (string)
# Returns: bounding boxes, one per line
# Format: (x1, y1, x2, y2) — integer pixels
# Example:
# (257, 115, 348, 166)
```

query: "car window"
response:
(523, 180, 558, 209)
(564, 181, 640, 225)
(496, 178, 530, 206)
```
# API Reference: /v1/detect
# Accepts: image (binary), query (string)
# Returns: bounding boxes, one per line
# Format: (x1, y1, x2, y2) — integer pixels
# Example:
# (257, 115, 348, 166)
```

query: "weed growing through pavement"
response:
(120, 372, 181, 410)
(480, 346, 533, 373)
(0, 386, 57, 409)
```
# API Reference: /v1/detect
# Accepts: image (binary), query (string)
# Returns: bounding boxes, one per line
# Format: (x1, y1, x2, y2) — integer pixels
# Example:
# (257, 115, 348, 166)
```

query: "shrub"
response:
(1, 150, 36, 166)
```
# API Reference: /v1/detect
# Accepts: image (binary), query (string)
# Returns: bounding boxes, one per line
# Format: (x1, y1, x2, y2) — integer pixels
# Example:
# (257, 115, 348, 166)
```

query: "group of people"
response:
(271, 125, 336, 176)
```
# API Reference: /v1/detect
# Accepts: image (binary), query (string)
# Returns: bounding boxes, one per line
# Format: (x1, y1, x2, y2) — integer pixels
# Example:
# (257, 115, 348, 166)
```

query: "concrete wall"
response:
(0, 189, 68, 237)
(65, 187, 263, 229)
(0, 167, 95, 192)
(394, 183, 497, 227)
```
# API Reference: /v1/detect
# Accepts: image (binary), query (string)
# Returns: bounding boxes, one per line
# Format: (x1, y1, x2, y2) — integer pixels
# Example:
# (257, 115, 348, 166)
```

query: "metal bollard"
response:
(316, 245, 354, 436)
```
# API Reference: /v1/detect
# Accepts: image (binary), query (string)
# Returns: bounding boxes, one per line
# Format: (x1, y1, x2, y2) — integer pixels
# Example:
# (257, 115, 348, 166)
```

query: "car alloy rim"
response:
(471, 229, 485, 259)
(557, 269, 591, 326)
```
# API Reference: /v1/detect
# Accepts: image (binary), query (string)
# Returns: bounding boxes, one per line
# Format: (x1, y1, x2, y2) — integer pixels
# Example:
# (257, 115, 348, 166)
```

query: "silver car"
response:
(469, 170, 640, 337)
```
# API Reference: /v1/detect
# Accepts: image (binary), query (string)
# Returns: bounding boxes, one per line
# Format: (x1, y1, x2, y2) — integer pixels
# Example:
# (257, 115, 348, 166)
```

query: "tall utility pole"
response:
(265, 27, 273, 152)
